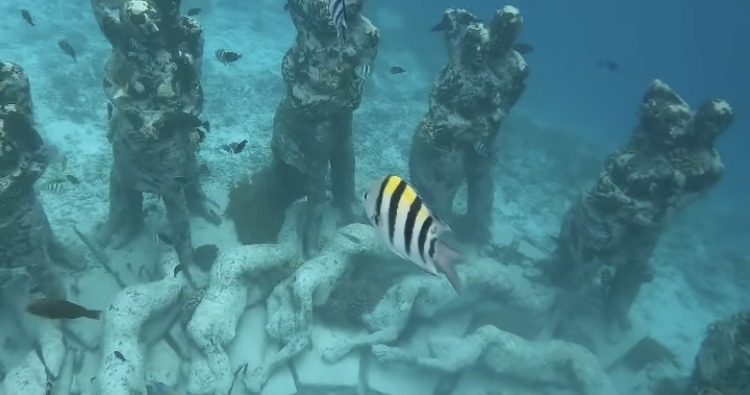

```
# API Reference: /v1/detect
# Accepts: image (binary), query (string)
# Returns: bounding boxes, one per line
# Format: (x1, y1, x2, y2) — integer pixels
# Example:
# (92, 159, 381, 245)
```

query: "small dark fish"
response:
(186, 7, 201, 16)
(90, 377, 95, 384)
(21, 9, 34, 26)
(66, 175, 80, 184)
(513, 42, 534, 55)
(174, 176, 189, 184)
(154, 233, 173, 246)
(46, 180, 64, 193)
(113, 351, 126, 362)
(26, 298, 101, 320)
(215, 49, 241, 65)
(473, 141, 496, 159)
(58, 40, 77, 62)
(173, 265, 183, 277)
(232, 139, 248, 154)
(597, 60, 618, 72)
(329, 0, 347, 42)
(107, 102, 113, 120)
(389, 66, 405, 75)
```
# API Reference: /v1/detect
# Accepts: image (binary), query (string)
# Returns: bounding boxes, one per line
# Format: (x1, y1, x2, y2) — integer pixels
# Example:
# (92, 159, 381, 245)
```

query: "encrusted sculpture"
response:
(690, 311, 750, 395)
(549, 80, 733, 331)
(409, 6, 529, 245)
(372, 324, 618, 395)
(91, 0, 219, 269)
(229, 0, 379, 256)
(0, 61, 78, 300)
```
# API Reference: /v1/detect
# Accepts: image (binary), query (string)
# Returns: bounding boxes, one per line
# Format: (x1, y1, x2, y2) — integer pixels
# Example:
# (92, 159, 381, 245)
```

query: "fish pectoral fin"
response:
(433, 241, 463, 294)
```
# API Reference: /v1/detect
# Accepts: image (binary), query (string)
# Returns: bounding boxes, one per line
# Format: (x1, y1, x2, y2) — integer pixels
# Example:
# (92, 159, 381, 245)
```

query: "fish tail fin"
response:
(86, 309, 102, 320)
(434, 240, 463, 294)
(429, 21, 445, 32)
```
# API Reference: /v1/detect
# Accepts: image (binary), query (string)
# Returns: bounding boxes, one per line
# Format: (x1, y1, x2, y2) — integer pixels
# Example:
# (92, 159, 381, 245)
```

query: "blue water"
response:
(0, 0, 747, 394)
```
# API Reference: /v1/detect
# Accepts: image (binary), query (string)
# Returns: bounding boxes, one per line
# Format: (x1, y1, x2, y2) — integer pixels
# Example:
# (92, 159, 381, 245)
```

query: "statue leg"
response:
(408, 132, 463, 222)
(459, 151, 494, 244)
(184, 148, 221, 225)
(162, 191, 195, 268)
(329, 111, 357, 224)
(96, 166, 144, 249)
(25, 248, 66, 300)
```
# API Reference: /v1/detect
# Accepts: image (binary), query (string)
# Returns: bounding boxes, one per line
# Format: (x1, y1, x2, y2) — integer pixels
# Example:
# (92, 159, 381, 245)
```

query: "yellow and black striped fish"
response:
(363, 175, 462, 293)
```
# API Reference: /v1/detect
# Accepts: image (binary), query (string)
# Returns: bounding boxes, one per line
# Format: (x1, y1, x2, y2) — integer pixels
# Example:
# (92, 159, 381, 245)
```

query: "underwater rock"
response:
(193, 244, 219, 271)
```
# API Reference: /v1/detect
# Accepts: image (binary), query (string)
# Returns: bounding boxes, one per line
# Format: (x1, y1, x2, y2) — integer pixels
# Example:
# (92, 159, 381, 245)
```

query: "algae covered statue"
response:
(690, 311, 750, 395)
(228, 0, 379, 256)
(91, 0, 219, 269)
(548, 80, 733, 332)
(409, 6, 529, 245)
(0, 61, 80, 300)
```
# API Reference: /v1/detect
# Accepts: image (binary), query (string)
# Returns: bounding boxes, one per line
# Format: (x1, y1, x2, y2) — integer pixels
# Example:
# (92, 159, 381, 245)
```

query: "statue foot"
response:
(322, 342, 353, 363)
(95, 220, 141, 249)
(188, 197, 221, 225)
(371, 344, 411, 363)
(243, 366, 269, 393)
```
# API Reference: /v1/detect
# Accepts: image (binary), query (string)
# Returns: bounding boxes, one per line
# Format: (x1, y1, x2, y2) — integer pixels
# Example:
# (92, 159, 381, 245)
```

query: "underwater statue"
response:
(0, 61, 79, 300)
(548, 80, 733, 332)
(229, 0, 379, 256)
(690, 311, 750, 395)
(91, 0, 219, 269)
(409, 6, 529, 245)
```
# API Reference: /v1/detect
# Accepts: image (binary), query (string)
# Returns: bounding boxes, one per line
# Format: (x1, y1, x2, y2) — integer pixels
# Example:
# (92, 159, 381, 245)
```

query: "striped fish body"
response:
(329, 0, 347, 42)
(363, 175, 462, 293)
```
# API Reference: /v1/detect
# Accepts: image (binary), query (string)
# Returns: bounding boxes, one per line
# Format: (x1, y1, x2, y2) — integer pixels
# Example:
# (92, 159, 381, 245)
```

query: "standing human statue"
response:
(91, 0, 219, 269)
(409, 6, 529, 245)
(230, 0, 379, 256)
(0, 61, 79, 300)
(548, 80, 733, 332)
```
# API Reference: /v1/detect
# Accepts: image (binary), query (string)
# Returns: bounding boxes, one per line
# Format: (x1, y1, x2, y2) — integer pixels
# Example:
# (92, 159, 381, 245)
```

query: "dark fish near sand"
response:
(186, 7, 201, 16)
(215, 49, 241, 65)
(363, 175, 462, 293)
(58, 40, 77, 62)
(26, 298, 101, 320)
(46, 179, 65, 193)
(113, 351, 126, 362)
(329, 0, 347, 42)
(389, 66, 405, 75)
(513, 42, 534, 54)
(21, 9, 34, 26)
(66, 175, 80, 184)
(232, 139, 247, 154)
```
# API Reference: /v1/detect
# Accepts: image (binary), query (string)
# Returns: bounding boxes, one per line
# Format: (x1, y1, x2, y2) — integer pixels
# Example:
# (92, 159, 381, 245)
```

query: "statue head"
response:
(121, 0, 162, 42)
(489, 6, 523, 54)
(690, 99, 733, 144)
